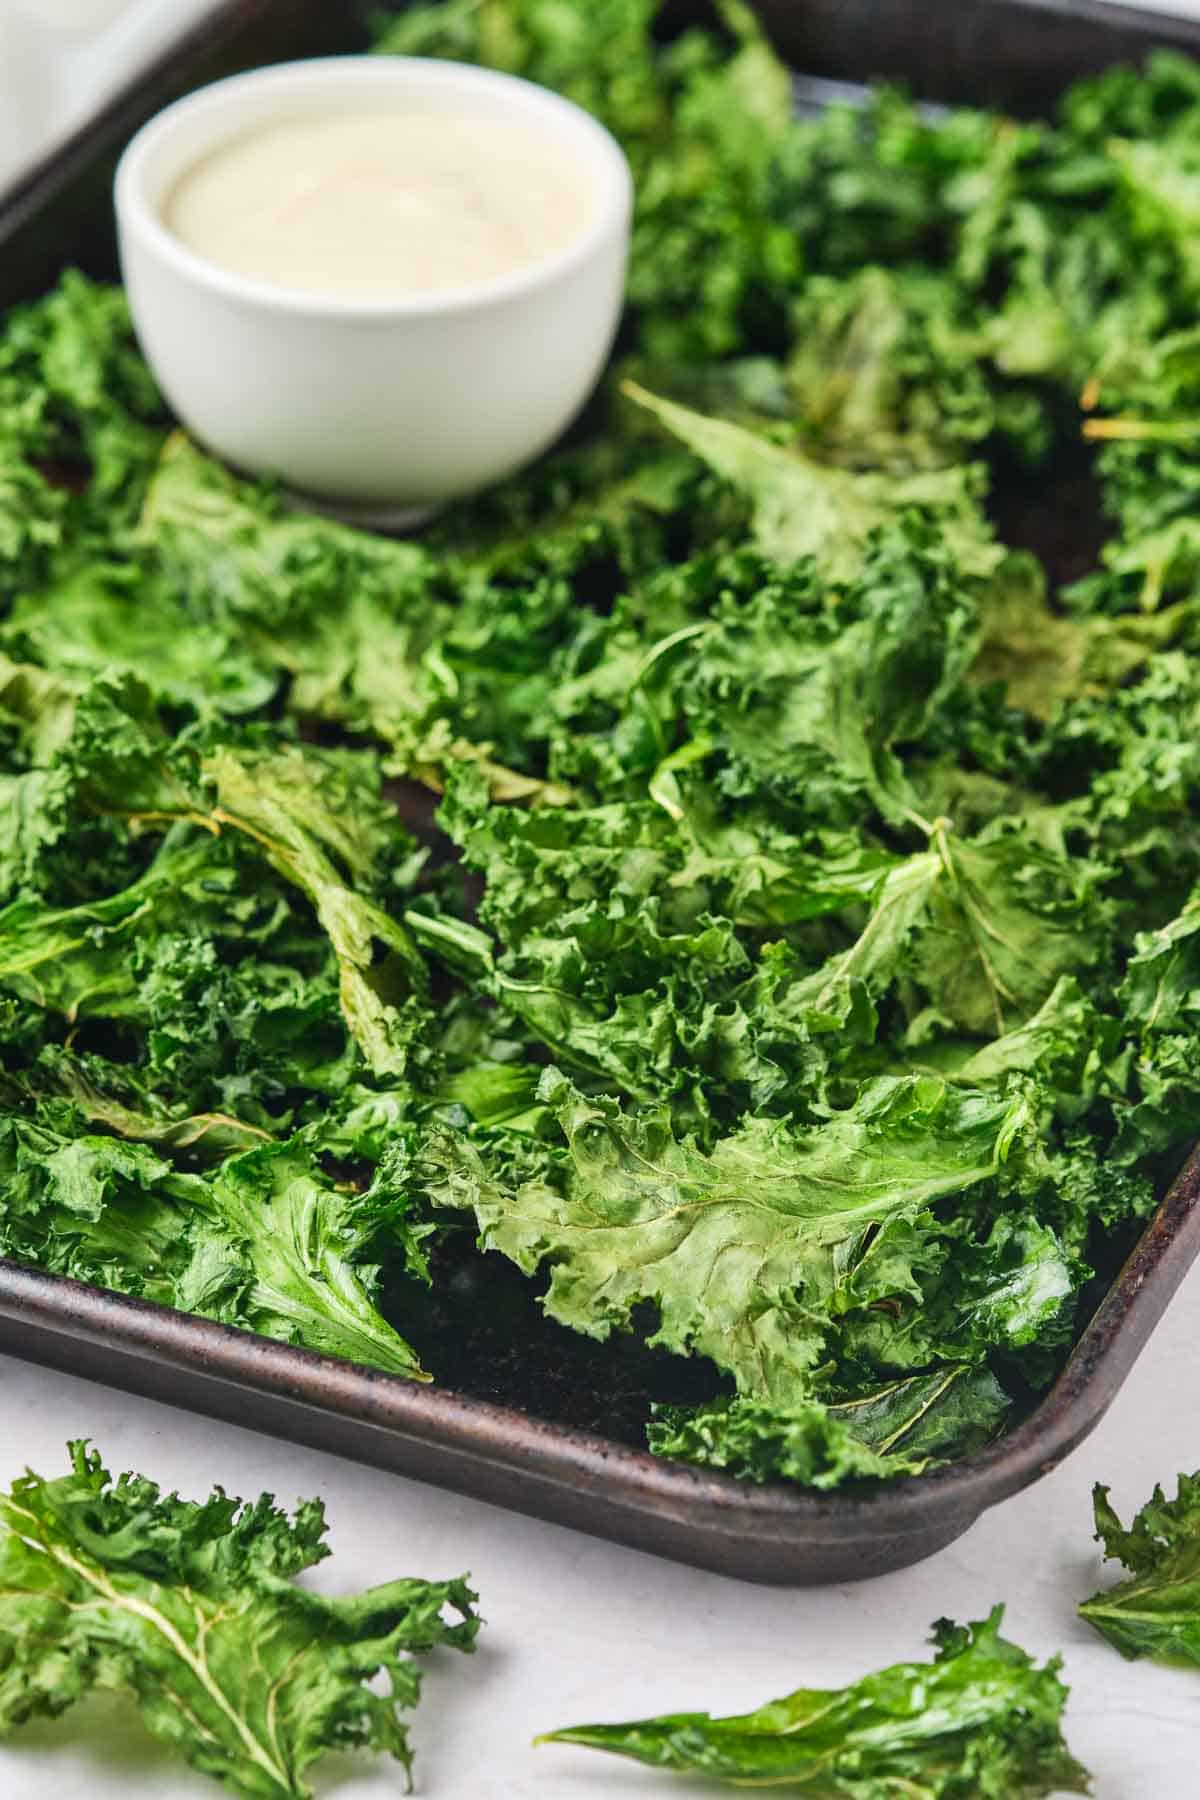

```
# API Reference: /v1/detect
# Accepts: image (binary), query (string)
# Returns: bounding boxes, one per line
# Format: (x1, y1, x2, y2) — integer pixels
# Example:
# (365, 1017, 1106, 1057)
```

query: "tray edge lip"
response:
(1, 1140, 1197, 1540)
(0, 0, 279, 246)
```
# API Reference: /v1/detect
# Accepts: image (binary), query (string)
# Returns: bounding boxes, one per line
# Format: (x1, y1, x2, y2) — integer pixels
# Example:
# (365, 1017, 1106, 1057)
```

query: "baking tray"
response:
(755, 0, 1200, 109)
(2, 0, 1200, 1586)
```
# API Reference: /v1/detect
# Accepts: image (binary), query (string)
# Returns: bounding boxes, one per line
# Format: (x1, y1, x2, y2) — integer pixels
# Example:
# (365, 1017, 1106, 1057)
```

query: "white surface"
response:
(0, 1259, 1199, 1798)
(5, 0, 1200, 203)
(0, 0, 221, 195)
(115, 55, 631, 510)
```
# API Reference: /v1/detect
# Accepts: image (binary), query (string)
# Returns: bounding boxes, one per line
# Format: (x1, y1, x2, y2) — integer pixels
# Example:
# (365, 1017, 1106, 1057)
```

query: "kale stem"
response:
(1082, 416, 1200, 443)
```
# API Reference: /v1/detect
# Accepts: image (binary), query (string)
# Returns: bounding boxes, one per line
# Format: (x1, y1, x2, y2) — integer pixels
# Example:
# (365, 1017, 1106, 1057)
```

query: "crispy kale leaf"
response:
(540, 1607, 1091, 1796)
(0, 1118, 429, 1378)
(0, 663, 432, 1083)
(0, 1442, 478, 1797)
(199, 745, 428, 1080)
(423, 1067, 1031, 1401)
(7, 0, 1200, 1487)
(376, 0, 798, 363)
(0, 273, 165, 537)
(1079, 1471, 1200, 1665)
(623, 381, 1005, 585)
(647, 1366, 1011, 1487)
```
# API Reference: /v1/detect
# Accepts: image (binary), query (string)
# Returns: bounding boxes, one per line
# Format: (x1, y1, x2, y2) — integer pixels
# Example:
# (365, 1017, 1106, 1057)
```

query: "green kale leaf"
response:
(539, 1606, 1091, 1795)
(0, 1117, 428, 1380)
(623, 380, 1005, 584)
(647, 1366, 1012, 1487)
(0, 1442, 478, 1797)
(1079, 1470, 1200, 1666)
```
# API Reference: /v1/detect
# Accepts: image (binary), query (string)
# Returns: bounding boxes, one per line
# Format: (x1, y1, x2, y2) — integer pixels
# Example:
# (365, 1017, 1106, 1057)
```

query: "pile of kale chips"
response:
(4, 0, 1200, 1490)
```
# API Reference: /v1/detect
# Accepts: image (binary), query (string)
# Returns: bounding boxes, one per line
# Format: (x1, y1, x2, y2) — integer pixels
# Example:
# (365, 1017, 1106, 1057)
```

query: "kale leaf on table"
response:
(0, 1442, 479, 1798)
(3, 0, 1200, 1487)
(1080, 1472, 1200, 1666)
(539, 1606, 1092, 1796)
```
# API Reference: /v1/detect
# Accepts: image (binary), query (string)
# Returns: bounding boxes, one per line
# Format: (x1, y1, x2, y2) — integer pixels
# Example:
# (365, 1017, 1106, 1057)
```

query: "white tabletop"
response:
(0, 1255, 1197, 1798)
(0, 0, 220, 196)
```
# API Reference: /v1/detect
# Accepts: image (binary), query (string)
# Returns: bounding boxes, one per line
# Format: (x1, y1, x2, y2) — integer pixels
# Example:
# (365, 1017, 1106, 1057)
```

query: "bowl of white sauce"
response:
(114, 56, 632, 522)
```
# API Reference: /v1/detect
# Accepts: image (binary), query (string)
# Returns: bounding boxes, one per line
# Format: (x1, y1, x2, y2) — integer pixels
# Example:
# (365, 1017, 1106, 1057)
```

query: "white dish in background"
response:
(0, 0, 220, 199)
(114, 56, 632, 524)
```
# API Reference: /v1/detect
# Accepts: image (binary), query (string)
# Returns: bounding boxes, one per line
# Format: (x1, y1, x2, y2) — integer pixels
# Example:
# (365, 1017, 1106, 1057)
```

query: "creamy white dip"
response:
(161, 109, 596, 300)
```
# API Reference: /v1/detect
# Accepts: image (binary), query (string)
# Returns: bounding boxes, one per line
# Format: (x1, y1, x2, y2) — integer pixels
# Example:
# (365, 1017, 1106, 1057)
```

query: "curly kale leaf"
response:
(0, 272, 166, 536)
(422, 1067, 1032, 1401)
(785, 267, 1004, 471)
(659, 525, 988, 831)
(778, 823, 1105, 1045)
(138, 432, 623, 799)
(411, 770, 867, 1125)
(0, 440, 64, 598)
(1080, 1471, 1200, 1666)
(421, 756, 1107, 1131)
(1, 560, 279, 718)
(1106, 885, 1200, 1162)
(0, 1117, 428, 1379)
(0, 830, 365, 1126)
(0, 1442, 478, 1797)
(909, 823, 1110, 1037)
(377, 0, 798, 362)
(199, 746, 428, 1080)
(623, 380, 1005, 585)
(0, 665, 431, 1083)
(1077, 328, 1200, 610)
(540, 1606, 1091, 1796)
(647, 1366, 1012, 1487)
(140, 433, 431, 639)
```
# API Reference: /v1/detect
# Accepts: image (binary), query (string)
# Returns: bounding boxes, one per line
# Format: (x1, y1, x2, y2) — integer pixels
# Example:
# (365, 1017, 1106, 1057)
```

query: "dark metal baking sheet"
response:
(1, 0, 1199, 1585)
(757, 0, 1200, 110)
(3, 1147, 1199, 1584)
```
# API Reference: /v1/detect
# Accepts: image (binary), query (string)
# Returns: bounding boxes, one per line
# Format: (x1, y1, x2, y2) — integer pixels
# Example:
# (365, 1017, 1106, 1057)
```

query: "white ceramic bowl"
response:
(114, 57, 632, 521)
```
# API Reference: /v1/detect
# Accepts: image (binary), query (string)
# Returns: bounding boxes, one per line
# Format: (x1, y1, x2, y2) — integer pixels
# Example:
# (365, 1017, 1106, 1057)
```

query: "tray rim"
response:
(2, 1141, 1198, 1547)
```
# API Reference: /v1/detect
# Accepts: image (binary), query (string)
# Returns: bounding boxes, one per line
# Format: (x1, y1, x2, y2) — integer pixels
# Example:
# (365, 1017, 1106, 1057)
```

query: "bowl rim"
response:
(114, 53, 633, 321)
